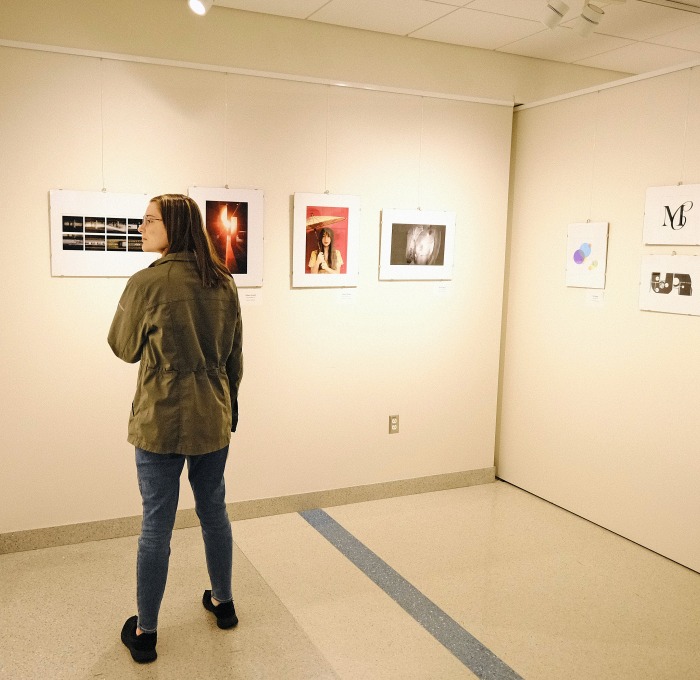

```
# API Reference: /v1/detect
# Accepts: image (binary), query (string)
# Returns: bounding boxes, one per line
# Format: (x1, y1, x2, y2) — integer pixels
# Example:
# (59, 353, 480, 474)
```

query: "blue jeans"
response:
(135, 446, 233, 633)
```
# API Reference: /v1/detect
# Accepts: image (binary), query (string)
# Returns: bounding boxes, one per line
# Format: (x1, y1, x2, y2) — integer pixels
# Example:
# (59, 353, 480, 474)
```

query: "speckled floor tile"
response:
(233, 511, 478, 679)
(0, 528, 338, 680)
(300, 508, 522, 680)
(325, 481, 700, 680)
(3, 481, 697, 680)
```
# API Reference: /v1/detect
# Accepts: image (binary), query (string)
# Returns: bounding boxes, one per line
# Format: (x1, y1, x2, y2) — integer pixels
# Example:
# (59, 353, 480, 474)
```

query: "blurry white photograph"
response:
(379, 209, 455, 281)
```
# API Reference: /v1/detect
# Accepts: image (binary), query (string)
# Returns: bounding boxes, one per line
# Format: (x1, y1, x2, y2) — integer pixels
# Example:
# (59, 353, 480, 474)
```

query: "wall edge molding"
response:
(0, 467, 495, 554)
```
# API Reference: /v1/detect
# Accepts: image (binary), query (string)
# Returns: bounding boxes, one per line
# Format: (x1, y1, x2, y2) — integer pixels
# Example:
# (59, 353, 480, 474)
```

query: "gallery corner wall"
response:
(0, 0, 634, 544)
(500, 65, 700, 573)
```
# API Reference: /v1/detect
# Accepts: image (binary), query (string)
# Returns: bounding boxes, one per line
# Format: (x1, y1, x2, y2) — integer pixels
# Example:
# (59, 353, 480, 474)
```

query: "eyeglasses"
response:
(141, 217, 163, 227)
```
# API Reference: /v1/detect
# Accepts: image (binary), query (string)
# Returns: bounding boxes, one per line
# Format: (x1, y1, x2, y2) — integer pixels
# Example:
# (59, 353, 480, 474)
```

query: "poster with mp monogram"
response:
(643, 184, 700, 245)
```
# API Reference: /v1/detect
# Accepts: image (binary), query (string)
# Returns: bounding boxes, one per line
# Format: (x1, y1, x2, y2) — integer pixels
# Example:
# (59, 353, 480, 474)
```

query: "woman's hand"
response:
(309, 250, 323, 273)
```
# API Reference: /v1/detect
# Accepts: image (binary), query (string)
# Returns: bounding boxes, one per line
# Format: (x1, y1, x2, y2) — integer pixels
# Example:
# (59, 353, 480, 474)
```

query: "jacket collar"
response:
(149, 252, 197, 268)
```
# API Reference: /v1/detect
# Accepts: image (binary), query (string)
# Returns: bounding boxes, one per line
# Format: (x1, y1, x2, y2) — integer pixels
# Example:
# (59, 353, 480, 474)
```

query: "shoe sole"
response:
(127, 647, 157, 663)
(214, 616, 238, 630)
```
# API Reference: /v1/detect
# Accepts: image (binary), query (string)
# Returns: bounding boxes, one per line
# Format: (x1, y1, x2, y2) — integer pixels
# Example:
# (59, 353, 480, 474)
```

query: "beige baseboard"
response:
(0, 467, 495, 554)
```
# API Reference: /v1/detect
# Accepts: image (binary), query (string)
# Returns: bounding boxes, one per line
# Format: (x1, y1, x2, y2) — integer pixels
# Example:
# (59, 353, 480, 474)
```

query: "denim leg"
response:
(135, 449, 185, 633)
(187, 446, 233, 604)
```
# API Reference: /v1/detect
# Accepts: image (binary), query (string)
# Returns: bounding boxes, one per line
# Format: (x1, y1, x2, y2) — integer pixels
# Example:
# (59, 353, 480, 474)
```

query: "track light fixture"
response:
(541, 0, 612, 37)
(574, 2, 604, 37)
(188, 0, 213, 16)
(541, 1, 569, 29)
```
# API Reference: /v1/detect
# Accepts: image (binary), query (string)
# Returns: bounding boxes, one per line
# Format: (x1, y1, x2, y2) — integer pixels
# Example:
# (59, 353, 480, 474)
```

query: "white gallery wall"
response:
(0, 44, 514, 532)
(500, 66, 700, 573)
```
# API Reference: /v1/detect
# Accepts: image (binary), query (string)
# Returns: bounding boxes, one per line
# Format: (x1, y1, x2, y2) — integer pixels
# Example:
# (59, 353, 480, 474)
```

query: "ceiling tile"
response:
(583, 0, 700, 41)
(212, 0, 700, 77)
(427, 0, 471, 6)
(214, 0, 328, 19)
(308, 0, 457, 36)
(576, 41, 700, 73)
(499, 25, 632, 63)
(410, 8, 543, 49)
(647, 22, 700, 53)
(466, 0, 572, 23)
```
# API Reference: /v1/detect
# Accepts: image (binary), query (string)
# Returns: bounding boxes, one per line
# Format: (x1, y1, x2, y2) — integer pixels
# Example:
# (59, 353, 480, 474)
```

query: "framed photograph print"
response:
(292, 193, 360, 288)
(639, 254, 700, 316)
(189, 187, 264, 287)
(49, 190, 157, 277)
(565, 222, 609, 289)
(643, 184, 700, 245)
(379, 209, 455, 281)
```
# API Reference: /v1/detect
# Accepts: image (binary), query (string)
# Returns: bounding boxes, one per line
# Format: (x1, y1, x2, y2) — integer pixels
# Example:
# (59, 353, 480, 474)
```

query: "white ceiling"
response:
(214, 0, 700, 76)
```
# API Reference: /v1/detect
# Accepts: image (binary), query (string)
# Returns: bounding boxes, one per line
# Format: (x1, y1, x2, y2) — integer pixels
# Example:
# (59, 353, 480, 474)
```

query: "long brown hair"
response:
(317, 227, 336, 268)
(151, 194, 231, 288)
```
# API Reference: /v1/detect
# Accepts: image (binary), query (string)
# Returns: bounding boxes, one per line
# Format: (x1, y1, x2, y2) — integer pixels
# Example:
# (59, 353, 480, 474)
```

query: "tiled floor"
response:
(1, 481, 698, 679)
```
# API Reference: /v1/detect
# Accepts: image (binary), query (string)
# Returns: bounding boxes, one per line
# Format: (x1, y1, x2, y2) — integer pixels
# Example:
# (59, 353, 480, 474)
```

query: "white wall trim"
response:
(516, 59, 700, 111)
(0, 38, 515, 108)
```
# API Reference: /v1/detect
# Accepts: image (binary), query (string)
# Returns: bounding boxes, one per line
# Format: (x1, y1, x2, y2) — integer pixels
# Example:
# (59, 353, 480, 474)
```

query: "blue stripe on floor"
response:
(299, 508, 523, 680)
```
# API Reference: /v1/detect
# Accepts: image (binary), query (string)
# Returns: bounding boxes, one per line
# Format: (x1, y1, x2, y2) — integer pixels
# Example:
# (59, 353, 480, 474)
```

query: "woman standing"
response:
(108, 194, 243, 663)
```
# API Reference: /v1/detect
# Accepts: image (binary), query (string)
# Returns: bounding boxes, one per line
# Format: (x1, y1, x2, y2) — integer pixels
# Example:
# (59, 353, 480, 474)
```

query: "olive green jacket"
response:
(108, 253, 243, 455)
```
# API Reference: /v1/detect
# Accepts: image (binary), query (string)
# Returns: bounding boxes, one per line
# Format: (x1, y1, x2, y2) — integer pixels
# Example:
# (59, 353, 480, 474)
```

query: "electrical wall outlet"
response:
(389, 414, 399, 434)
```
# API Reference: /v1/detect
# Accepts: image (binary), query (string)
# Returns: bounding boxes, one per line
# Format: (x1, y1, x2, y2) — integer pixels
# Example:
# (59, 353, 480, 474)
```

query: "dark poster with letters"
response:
(640, 255, 700, 316)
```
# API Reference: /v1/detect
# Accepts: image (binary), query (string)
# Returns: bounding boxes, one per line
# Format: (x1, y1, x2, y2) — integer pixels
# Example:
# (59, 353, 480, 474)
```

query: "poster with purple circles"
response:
(565, 222, 608, 289)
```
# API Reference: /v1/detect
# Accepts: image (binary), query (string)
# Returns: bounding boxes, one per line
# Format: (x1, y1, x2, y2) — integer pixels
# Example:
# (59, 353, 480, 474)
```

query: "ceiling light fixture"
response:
(573, 2, 604, 37)
(188, 0, 213, 16)
(541, 0, 569, 28)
